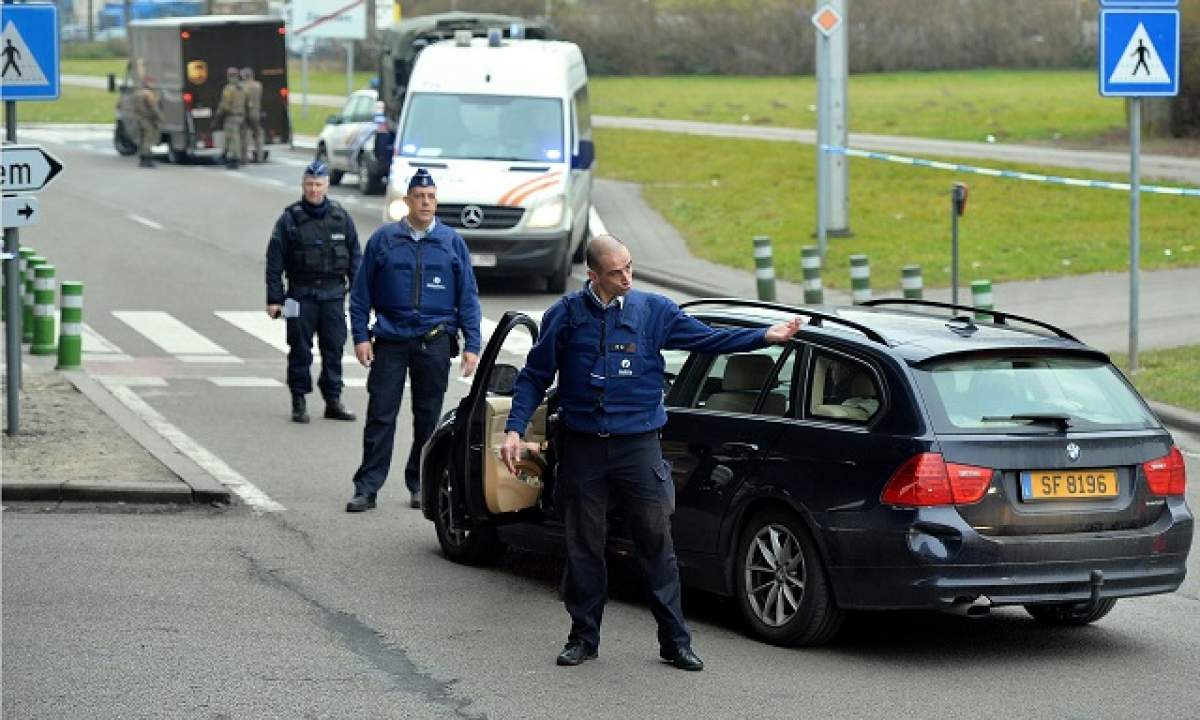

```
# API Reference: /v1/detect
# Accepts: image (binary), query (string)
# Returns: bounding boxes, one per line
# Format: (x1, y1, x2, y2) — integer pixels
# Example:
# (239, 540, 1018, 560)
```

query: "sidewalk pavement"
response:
(2, 354, 230, 505)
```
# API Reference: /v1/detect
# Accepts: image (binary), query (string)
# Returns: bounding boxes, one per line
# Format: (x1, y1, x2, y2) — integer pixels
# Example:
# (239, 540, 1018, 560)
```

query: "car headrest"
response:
(850, 372, 876, 397)
(723, 354, 774, 392)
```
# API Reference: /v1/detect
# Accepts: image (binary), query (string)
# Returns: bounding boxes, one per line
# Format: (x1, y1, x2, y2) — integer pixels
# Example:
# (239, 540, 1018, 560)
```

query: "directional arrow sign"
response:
(0, 144, 64, 193)
(2, 195, 40, 229)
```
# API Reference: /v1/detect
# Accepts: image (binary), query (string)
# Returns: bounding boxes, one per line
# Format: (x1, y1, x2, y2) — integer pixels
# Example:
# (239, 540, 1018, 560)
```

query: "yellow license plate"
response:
(1020, 469, 1118, 500)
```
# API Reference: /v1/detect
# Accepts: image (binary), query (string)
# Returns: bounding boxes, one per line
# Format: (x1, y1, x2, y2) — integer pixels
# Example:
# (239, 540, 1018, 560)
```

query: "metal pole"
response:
(4, 95, 21, 434)
(1129, 98, 1141, 372)
(301, 38, 310, 118)
(951, 190, 960, 306)
(346, 40, 354, 97)
(816, 32, 829, 258)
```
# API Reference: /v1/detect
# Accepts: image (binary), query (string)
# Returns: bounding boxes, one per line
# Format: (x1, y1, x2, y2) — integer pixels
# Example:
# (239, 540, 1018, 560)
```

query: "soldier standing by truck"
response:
(240, 66, 264, 163)
(134, 75, 165, 168)
(214, 66, 246, 170)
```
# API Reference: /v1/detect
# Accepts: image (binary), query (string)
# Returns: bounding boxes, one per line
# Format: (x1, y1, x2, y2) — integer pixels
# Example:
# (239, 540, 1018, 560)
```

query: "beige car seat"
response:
(704, 353, 782, 414)
(482, 397, 548, 514)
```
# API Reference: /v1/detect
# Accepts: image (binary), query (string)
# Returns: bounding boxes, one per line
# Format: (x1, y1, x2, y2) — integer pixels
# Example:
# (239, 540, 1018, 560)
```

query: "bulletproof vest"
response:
(285, 201, 352, 284)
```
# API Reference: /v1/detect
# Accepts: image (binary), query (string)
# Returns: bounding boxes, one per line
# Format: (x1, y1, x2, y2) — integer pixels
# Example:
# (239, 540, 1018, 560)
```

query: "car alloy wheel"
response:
(432, 463, 506, 566)
(436, 468, 469, 549)
(734, 508, 843, 646)
(744, 522, 807, 627)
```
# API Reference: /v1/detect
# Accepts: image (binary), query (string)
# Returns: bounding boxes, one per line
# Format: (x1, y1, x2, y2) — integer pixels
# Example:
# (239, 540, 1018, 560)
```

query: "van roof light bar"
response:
(679, 298, 890, 346)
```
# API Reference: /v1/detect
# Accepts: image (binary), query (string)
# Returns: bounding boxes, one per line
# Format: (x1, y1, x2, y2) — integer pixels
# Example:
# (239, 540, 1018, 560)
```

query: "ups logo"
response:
(186, 61, 208, 85)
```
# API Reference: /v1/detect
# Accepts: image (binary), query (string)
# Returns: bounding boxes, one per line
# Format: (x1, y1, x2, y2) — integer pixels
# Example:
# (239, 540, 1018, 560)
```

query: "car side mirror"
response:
(488, 364, 519, 396)
(572, 139, 594, 170)
(327, 115, 341, 125)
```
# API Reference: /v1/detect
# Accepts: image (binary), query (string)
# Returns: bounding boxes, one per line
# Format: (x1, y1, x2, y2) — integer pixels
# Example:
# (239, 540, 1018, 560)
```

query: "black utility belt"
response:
(562, 428, 659, 441)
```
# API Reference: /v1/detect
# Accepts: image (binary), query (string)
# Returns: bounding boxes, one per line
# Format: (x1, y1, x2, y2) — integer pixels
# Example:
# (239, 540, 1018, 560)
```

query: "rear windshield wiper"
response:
(981, 413, 1074, 430)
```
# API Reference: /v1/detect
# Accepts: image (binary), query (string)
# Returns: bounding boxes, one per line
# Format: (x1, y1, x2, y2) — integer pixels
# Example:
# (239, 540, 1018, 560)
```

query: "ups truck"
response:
(113, 15, 291, 163)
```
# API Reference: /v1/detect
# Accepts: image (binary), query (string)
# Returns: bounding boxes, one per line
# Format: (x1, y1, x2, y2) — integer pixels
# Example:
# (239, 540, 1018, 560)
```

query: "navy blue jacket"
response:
(506, 288, 769, 437)
(349, 219, 482, 353)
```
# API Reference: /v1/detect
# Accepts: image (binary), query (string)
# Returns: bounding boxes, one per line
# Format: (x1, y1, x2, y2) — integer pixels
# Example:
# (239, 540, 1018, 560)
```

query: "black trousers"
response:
(351, 335, 451, 498)
(558, 429, 689, 653)
(286, 296, 347, 400)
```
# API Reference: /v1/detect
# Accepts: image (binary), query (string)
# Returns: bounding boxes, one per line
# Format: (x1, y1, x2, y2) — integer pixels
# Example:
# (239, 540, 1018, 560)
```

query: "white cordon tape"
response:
(820, 145, 1200, 197)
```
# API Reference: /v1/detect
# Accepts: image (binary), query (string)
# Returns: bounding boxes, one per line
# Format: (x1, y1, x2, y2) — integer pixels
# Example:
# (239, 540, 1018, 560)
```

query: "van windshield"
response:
(398, 93, 564, 163)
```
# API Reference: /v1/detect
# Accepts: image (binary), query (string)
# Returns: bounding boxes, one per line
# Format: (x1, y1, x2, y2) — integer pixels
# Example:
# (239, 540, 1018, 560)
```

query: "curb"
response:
(633, 266, 729, 299)
(60, 371, 232, 504)
(1149, 401, 1200, 435)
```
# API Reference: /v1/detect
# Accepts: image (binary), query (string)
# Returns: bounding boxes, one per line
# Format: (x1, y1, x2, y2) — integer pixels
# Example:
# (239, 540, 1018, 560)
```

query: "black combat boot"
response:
(226, 159, 239, 170)
(324, 398, 356, 421)
(139, 156, 154, 168)
(291, 394, 310, 424)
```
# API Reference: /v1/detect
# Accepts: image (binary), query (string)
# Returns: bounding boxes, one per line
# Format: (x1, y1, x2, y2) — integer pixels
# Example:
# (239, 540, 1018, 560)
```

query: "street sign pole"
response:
(1129, 98, 1141, 371)
(4, 9, 21, 433)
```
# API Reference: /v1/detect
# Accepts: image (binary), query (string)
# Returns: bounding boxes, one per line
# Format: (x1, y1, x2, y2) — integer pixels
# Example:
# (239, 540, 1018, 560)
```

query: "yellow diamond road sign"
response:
(812, 4, 842, 37)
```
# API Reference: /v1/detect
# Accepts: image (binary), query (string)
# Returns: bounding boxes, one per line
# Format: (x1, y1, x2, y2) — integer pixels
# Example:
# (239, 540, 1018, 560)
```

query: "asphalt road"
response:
(3, 132, 1199, 720)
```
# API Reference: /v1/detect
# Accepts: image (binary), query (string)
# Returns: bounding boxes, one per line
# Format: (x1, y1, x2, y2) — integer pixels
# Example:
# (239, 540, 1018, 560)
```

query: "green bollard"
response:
(31, 264, 57, 355)
(57, 281, 84, 370)
(801, 246, 823, 305)
(752, 235, 776, 302)
(850, 254, 871, 305)
(971, 279, 994, 320)
(901, 264, 923, 299)
(23, 254, 45, 344)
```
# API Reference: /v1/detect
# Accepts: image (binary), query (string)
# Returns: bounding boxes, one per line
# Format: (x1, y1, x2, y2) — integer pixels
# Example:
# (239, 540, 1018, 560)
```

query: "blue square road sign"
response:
(0, 3, 60, 101)
(1099, 9, 1179, 97)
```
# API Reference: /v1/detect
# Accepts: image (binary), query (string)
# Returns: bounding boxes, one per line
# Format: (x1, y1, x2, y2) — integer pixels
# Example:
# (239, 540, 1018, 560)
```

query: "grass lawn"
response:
(590, 70, 1123, 144)
(3, 85, 115, 125)
(594, 127, 1200, 289)
(62, 63, 1121, 145)
(1113, 345, 1200, 412)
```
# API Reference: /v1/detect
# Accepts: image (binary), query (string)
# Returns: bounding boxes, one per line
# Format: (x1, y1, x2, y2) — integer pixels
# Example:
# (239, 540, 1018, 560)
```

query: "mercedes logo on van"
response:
(461, 205, 485, 229)
(1066, 442, 1081, 462)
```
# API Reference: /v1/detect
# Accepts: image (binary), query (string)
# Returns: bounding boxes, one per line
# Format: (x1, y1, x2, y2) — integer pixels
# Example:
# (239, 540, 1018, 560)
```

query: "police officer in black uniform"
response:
(266, 161, 362, 423)
(346, 168, 483, 512)
(500, 234, 805, 671)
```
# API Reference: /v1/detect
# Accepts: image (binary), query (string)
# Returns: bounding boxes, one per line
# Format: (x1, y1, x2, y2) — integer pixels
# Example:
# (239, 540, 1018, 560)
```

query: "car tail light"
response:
(182, 92, 193, 107)
(278, 26, 286, 35)
(1144, 447, 1187, 496)
(881, 452, 993, 507)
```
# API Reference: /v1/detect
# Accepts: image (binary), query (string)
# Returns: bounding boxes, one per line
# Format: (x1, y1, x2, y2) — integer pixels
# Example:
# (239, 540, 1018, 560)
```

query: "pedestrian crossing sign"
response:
(0, 4, 59, 101)
(1099, 8, 1179, 97)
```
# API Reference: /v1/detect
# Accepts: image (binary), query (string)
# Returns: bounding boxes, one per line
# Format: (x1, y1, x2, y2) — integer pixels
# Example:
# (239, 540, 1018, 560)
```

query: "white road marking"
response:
(114, 310, 241, 363)
(589, 206, 609, 237)
(128, 214, 165, 231)
(208, 377, 285, 388)
(94, 376, 168, 387)
(100, 380, 286, 514)
(81, 323, 132, 361)
(215, 310, 356, 361)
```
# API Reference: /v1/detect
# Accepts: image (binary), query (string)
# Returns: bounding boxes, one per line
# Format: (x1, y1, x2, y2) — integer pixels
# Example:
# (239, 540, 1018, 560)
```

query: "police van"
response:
(383, 33, 594, 293)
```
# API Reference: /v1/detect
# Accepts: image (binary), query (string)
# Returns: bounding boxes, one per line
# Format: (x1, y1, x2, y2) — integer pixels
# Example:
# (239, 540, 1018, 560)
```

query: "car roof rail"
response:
(859, 298, 1078, 341)
(679, 297, 890, 345)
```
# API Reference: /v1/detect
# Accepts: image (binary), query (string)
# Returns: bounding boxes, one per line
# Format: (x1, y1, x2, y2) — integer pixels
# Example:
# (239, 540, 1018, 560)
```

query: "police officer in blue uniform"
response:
(346, 168, 483, 512)
(500, 234, 805, 671)
(266, 161, 362, 423)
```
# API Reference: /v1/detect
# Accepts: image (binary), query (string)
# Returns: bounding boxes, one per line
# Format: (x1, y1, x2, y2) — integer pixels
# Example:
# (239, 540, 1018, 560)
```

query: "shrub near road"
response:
(595, 127, 1199, 289)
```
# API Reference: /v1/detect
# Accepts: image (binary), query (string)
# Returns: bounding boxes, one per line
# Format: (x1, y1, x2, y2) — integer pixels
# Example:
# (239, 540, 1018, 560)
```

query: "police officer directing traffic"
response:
(266, 161, 362, 424)
(500, 234, 805, 671)
(346, 168, 482, 513)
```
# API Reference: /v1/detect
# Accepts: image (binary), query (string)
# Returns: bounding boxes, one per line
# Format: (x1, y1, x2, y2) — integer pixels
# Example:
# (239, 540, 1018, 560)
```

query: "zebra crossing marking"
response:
(114, 310, 241, 363)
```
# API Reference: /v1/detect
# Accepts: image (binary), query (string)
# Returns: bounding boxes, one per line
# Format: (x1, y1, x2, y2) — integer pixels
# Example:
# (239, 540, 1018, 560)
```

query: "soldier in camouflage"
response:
(240, 67, 264, 164)
(215, 66, 246, 170)
(133, 75, 165, 168)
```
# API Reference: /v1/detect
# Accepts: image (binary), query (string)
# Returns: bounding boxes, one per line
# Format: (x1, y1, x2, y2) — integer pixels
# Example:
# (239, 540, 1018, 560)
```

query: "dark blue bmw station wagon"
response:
(420, 298, 1192, 646)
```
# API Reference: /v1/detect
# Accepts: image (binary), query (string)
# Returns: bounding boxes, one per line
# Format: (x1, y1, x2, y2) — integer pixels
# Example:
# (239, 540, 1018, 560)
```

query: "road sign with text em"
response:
(0, 145, 64, 194)
(1100, 8, 1179, 97)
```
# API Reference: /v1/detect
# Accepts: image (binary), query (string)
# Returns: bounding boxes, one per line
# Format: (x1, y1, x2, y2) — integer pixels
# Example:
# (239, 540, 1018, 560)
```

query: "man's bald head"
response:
(585, 234, 626, 271)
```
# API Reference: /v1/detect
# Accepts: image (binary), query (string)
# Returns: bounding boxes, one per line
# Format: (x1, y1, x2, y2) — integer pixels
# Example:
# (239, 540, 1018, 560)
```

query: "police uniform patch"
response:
(610, 343, 637, 353)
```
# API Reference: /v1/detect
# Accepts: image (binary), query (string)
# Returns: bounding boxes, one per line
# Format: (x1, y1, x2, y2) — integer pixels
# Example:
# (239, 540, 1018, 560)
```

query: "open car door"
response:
(433, 310, 558, 563)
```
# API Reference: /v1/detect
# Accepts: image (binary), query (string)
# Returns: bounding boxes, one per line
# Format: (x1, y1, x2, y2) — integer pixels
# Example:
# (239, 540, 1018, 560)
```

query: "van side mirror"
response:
(488, 364, 519, 396)
(107, 73, 116, 93)
(572, 139, 594, 170)
(327, 114, 341, 125)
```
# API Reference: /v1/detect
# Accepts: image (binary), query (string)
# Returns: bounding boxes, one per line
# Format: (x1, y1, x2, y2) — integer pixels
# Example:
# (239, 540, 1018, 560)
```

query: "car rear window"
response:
(914, 354, 1158, 433)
